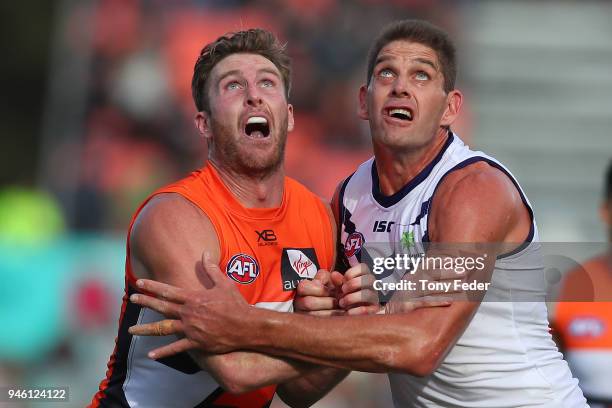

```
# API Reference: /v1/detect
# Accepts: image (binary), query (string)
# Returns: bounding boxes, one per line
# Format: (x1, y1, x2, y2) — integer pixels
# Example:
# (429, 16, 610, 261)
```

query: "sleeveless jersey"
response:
(554, 256, 612, 403)
(91, 164, 334, 408)
(338, 132, 586, 407)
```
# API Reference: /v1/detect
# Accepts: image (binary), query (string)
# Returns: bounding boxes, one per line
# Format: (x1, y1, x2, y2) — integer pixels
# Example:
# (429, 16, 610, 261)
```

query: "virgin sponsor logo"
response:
(281, 248, 320, 291)
(288, 249, 318, 278)
(226, 253, 260, 284)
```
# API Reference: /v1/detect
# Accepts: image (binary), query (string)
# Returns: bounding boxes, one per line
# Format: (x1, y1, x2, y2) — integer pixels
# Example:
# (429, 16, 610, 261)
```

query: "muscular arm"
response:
(130, 193, 321, 394)
(193, 163, 532, 376)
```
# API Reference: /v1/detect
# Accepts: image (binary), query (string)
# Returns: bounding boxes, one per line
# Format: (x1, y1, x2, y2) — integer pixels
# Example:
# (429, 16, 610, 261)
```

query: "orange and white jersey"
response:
(555, 256, 612, 401)
(91, 164, 334, 408)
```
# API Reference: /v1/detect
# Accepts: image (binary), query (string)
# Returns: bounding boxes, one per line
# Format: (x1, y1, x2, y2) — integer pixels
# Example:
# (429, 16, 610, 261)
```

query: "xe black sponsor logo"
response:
(256, 229, 278, 246)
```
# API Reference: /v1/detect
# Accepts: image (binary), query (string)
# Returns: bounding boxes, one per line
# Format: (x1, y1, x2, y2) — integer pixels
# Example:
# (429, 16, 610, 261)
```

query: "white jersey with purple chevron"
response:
(338, 132, 586, 408)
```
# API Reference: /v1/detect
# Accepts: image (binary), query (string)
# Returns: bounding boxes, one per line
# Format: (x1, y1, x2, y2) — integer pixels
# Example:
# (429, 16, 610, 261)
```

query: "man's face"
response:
(359, 40, 460, 150)
(197, 53, 294, 175)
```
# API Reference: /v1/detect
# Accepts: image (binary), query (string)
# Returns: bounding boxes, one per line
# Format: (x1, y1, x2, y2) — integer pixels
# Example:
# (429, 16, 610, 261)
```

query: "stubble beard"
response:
(371, 108, 446, 154)
(371, 121, 430, 153)
(209, 114, 288, 179)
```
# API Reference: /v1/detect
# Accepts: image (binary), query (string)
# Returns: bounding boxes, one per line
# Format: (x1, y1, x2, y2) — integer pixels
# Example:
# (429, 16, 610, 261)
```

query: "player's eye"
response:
(261, 79, 274, 88)
(226, 81, 242, 90)
(415, 71, 430, 81)
(378, 68, 394, 79)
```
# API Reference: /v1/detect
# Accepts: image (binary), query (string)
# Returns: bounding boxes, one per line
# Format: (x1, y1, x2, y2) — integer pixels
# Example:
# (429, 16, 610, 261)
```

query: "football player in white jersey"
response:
(129, 20, 587, 407)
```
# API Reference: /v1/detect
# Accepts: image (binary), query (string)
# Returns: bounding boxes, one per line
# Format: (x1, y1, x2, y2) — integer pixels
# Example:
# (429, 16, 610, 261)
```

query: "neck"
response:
(209, 159, 285, 208)
(373, 128, 449, 196)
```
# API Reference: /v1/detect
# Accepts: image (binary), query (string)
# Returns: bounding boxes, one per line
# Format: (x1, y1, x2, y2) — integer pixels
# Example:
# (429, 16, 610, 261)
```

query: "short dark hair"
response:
(191, 29, 291, 113)
(366, 19, 457, 93)
(605, 159, 612, 201)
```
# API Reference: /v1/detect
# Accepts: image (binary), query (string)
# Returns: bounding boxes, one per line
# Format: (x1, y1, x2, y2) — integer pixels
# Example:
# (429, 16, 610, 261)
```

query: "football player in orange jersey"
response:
(554, 160, 612, 408)
(91, 29, 382, 408)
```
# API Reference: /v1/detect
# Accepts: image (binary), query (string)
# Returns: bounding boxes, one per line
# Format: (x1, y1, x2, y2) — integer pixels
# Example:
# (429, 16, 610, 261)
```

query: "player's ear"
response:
(440, 89, 463, 127)
(358, 84, 369, 120)
(195, 111, 212, 142)
(287, 104, 295, 132)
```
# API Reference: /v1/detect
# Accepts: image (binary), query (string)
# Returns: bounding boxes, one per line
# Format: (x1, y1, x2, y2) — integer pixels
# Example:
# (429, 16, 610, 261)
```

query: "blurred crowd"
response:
(40, 0, 463, 232)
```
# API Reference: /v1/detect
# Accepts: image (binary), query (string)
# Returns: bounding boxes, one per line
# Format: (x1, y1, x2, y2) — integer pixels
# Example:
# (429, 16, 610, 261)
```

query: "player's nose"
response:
(390, 76, 411, 98)
(245, 84, 263, 107)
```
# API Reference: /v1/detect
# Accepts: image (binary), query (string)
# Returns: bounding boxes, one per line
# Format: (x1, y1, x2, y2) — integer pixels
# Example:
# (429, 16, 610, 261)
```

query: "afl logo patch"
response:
(344, 232, 365, 258)
(226, 253, 260, 284)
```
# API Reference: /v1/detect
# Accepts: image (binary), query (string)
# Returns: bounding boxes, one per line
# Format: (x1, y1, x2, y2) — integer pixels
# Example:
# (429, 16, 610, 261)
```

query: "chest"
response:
(341, 192, 434, 265)
(218, 216, 327, 306)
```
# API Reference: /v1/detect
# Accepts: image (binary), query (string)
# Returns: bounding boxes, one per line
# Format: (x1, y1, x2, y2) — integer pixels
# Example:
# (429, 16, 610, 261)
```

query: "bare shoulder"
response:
(131, 193, 216, 247)
(434, 162, 522, 210)
(429, 162, 528, 243)
(130, 193, 220, 282)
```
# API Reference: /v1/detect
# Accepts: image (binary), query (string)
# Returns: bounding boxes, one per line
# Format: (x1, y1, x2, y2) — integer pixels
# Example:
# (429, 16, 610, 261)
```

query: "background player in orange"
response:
(90, 29, 380, 408)
(554, 160, 612, 408)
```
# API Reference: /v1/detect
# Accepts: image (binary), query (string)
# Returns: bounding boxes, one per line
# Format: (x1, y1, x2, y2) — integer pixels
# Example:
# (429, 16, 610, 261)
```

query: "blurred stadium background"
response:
(1, 1, 610, 407)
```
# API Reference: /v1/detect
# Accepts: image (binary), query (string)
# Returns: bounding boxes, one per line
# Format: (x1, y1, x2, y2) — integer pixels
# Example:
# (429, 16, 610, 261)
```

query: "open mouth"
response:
(386, 108, 413, 122)
(245, 116, 270, 138)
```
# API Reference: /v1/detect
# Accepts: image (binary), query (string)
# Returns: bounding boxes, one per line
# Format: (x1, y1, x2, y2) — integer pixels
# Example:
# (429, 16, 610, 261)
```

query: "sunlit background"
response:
(1, 1, 610, 407)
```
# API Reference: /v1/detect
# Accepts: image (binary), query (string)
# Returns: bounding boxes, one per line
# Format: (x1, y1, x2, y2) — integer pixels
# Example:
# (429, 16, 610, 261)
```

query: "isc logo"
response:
(226, 253, 260, 284)
(373, 220, 394, 232)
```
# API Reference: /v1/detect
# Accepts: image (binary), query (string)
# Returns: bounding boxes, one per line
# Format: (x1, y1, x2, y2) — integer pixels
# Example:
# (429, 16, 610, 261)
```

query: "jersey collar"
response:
(371, 130, 454, 208)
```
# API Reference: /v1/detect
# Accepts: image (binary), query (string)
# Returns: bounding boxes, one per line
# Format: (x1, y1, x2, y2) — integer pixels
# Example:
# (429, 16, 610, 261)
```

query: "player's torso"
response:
(339, 133, 586, 407)
(555, 259, 612, 402)
(556, 302, 612, 402)
(339, 135, 449, 261)
(340, 133, 510, 285)
(155, 163, 334, 307)
(93, 165, 333, 408)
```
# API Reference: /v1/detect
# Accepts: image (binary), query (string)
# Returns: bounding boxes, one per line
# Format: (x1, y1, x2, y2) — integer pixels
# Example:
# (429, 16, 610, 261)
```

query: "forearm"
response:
(190, 349, 319, 394)
(241, 308, 435, 374)
(277, 366, 349, 408)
